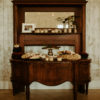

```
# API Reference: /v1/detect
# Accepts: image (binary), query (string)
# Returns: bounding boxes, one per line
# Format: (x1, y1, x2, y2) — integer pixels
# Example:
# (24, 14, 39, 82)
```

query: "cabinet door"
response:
(11, 62, 28, 83)
(78, 62, 90, 83)
(36, 62, 73, 86)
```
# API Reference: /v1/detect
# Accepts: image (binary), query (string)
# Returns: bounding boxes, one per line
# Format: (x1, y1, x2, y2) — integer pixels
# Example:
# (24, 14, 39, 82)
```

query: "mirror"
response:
(25, 12, 75, 53)
(25, 12, 75, 28)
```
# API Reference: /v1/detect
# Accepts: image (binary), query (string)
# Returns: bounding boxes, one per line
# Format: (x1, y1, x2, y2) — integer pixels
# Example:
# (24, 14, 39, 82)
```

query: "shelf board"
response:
(21, 33, 81, 35)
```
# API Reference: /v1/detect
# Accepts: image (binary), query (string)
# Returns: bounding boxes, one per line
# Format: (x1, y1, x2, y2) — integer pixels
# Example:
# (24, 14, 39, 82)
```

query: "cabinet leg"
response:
(26, 85, 30, 100)
(86, 83, 89, 95)
(12, 82, 17, 96)
(12, 82, 25, 96)
(73, 83, 77, 100)
(78, 84, 85, 93)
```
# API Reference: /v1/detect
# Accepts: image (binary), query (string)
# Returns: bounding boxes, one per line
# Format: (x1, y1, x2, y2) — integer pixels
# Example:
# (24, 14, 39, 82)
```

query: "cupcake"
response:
(57, 56, 62, 61)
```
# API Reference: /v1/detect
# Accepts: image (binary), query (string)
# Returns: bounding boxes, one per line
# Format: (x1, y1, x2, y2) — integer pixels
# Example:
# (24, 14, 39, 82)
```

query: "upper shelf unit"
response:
(12, 0, 87, 53)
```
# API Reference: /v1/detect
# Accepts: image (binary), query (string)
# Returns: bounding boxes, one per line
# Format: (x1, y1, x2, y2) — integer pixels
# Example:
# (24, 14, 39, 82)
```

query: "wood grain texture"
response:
(10, 59, 91, 100)
(12, 0, 87, 4)
(20, 34, 80, 53)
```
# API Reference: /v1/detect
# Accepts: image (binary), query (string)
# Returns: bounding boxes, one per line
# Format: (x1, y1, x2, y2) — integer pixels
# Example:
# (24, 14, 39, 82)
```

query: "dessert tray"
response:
(21, 50, 81, 61)
(21, 53, 41, 60)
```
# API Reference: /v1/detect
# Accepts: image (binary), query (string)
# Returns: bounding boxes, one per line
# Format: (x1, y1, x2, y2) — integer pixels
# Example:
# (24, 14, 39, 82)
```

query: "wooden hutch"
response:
(11, 0, 91, 100)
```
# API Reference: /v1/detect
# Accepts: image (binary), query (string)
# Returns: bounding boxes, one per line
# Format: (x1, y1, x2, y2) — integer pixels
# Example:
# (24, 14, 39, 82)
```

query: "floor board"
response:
(0, 89, 100, 100)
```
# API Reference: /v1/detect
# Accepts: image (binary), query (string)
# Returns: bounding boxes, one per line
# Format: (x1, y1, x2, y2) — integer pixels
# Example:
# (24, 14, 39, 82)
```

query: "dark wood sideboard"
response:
(11, 0, 91, 100)
(11, 59, 91, 100)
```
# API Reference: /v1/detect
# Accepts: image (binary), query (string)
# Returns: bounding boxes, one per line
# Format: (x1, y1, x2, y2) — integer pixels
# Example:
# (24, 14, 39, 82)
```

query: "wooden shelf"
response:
(21, 33, 81, 35)
(12, 0, 87, 5)
(11, 58, 91, 63)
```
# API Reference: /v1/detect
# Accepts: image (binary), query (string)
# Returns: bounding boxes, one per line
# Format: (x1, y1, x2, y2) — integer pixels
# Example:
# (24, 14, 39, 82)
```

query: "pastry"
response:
(30, 54, 40, 59)
(65, 50, 71, 54)
(45, 56, 49, 61)
(66, 54, 81, 60)
(57, 56, 62, 61)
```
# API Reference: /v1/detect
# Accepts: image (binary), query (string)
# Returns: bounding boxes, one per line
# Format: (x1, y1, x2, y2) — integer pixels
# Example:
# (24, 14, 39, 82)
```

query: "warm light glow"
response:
(57, 24, 64, 29)
(65, 24, 69, 28)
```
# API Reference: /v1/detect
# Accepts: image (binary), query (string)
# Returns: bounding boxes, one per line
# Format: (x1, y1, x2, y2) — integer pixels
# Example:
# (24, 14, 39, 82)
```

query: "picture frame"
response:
(22, 23, 35, 33)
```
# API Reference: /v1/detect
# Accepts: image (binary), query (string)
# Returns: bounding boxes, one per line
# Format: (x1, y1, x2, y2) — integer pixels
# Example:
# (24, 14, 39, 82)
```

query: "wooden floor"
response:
(0, 89, 100, 100)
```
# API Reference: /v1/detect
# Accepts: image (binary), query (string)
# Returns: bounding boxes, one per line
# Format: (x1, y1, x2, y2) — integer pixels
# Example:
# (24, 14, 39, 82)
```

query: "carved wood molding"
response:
(12, 0, 87, 5)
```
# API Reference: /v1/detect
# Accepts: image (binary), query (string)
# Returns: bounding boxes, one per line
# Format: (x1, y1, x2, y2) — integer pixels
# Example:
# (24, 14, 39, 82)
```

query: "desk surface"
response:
(11, 59, 91, 63)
